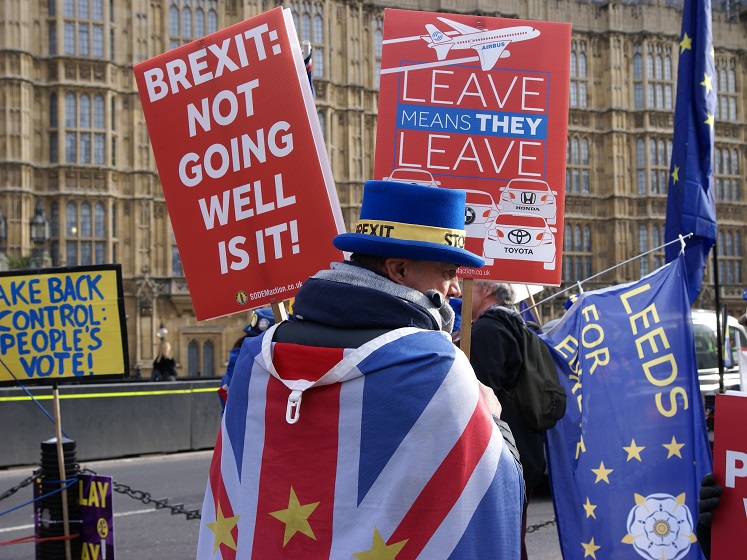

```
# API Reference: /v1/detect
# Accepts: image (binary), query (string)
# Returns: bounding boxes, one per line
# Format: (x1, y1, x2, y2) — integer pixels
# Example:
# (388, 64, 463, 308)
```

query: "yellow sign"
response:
(0, 265, 128, 384)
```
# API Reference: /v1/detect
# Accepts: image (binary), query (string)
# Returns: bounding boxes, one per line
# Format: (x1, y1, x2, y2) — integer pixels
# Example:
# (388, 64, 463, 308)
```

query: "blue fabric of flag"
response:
(664, 0, 717, 305)
(541, 255, 711, 560)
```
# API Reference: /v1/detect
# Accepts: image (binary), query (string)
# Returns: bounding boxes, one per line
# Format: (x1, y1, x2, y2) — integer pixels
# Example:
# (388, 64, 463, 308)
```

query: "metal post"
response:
(38, 437, 81, 559)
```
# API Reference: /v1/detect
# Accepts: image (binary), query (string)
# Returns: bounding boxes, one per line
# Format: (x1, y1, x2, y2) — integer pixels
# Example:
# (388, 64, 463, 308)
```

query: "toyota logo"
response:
(465, 207, 476, 224)
(507, 228, 532, 244)
(521, 192, 537, 205)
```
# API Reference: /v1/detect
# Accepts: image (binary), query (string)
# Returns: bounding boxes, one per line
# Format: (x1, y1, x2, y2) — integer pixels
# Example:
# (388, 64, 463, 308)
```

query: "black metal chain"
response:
(0, 469, 42, 503)
(526, 517, 557, 533)
(79, 468, 201, 520)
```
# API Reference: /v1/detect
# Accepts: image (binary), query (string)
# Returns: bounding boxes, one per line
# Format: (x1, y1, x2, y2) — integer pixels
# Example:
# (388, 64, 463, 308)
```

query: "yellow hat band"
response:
(353, 219, 466, 249)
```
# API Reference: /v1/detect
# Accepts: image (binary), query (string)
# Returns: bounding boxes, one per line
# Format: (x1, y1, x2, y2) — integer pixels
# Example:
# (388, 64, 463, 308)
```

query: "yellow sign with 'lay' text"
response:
(0, 264, 128, 386)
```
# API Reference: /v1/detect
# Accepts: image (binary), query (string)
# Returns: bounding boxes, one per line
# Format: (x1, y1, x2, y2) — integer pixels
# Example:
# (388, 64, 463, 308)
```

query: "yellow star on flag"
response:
(583, 497, 597, 519)
(581, 537, 601, 559)
(206, 503, 239, 555)
(663, 436, 685, 459)
(623, 439, 645, 462)
(269, 486, 320, 546)
(671, 165, 680, 184)
(704, 112, 715, 129)
(700, 72, 713, 93)
(353, 527, 408, 560)
(592, 461, 613, 484)
(679, 33, 692, 54)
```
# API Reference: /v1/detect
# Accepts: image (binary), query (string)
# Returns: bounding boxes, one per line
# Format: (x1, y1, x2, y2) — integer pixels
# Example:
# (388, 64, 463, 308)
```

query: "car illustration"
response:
(497, 178, 558, 224)
(483, 212, 557, 270)
(463, 189, 499, 239)
(382, 168, 441, 187)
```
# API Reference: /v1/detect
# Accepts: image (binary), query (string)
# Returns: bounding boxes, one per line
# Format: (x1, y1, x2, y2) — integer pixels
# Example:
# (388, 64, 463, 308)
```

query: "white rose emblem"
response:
(623, 493, 696, 560)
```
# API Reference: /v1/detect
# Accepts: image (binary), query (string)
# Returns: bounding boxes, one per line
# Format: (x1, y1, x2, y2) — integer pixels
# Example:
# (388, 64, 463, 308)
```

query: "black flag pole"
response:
(712, 241, 725, 393)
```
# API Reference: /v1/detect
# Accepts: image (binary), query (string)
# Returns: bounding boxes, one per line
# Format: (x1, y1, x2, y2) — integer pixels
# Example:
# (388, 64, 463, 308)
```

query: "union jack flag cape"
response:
(197, 325, 523, 559)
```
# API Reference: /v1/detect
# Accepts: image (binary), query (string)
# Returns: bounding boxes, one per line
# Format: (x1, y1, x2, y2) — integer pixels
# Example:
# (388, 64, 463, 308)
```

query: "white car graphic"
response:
(382, 168, 441, 187)
(463, 189, 499, 239)
(483, 212, 557, 270)
(498, 179, 558, 225)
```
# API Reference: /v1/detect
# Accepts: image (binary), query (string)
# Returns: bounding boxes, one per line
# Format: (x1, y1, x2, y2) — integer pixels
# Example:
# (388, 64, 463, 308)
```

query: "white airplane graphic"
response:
(420, 17, 541, 71)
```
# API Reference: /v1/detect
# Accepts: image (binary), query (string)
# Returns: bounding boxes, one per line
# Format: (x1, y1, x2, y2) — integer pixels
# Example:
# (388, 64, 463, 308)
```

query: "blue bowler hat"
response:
(333, 180, 485, 268)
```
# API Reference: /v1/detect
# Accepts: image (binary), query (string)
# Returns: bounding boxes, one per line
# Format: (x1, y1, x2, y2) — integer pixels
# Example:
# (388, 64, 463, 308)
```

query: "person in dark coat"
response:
(469, 281, 546, 560)
(151, 341, 177, 381)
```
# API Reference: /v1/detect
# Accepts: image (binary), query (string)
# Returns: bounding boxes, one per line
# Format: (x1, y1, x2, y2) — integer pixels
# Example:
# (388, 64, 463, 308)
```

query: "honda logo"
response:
(521, 192, 536, 205)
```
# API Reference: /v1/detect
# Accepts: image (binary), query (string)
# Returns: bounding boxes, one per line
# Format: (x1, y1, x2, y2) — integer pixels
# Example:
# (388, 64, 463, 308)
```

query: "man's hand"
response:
(479, 381, 502, 418)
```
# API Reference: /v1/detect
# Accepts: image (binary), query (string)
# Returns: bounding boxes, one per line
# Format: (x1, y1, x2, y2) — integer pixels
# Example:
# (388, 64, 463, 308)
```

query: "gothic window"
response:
(172, 231, 184, 276)
(563, 222, 592, 282)
(290, 1, 300, 34)
(49, 23, 57, 55)
(569, 41, 588, 108)
(60, 0, 105, 58)
(639, 225, 649, 276)
(312, 4, 324, 78)
(633, 44, 643, 109)
(638, 223, 665, 276)
(715, 146, 741, 202)
(718, 229, 743, 285)
(202, 340, 215, 376)
(61, 92, 107, 165)
(188, 340, 199, 376)
(169, 0, 217, 49)
(645, 44, 673, 110)
(317, 111, 325, 140)
(566, 136, 590, 194)
(187, 338, 217, 377)
(715, 58, 738, 122)
(633, 43, 672, 110)
(374, 18, 383, 88)
(636, 136, 671, 195)
(54, 199, 110, 266)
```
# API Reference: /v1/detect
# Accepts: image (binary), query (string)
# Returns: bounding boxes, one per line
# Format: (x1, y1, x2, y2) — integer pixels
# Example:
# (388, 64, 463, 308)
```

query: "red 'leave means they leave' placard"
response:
(374, 9, 570, 285)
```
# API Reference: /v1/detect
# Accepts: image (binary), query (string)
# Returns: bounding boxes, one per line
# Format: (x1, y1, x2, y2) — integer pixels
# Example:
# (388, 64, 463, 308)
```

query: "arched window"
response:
(202, 340, 215, 377)
(188, 340, 200, 377)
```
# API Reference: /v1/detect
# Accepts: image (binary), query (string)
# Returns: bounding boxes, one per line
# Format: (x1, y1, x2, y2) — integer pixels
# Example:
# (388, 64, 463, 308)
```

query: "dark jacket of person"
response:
(470, 305, 547, 491)
(152, 355, 177, 381)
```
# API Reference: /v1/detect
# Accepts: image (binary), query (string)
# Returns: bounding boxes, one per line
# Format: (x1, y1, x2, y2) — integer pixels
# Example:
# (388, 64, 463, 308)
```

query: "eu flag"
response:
(541, 255, 712, 560)
(664, 0, 718, 305)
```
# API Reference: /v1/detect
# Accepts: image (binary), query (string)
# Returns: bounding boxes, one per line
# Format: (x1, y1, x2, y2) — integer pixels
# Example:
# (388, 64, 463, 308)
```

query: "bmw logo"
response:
(465, 207, 476, 225)
(507, 229, 532, 244)
(235, 291, 248, 305)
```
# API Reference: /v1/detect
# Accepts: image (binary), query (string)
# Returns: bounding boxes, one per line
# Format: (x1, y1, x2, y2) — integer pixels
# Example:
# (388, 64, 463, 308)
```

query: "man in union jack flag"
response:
(197, 179, 525, 559)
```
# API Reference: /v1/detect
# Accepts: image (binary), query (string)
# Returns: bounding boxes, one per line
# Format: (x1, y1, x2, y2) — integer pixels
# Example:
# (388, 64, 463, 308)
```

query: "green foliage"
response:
(8, 255, 31, 269)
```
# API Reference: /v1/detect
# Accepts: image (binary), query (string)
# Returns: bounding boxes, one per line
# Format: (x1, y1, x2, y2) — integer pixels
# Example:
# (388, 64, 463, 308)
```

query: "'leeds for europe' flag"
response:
(196, 326, 523, 559)
(541, 254, 712, 560)
(664, 0, 718, 305)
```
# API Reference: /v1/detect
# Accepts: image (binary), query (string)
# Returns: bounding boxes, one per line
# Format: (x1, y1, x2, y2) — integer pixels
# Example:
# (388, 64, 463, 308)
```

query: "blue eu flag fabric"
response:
(664, 0, 718, 305)
(541, 255, 711, 560)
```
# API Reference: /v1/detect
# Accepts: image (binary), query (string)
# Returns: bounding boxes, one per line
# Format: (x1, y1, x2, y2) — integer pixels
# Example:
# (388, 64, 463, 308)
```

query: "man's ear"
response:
(383, 258, 409, 285)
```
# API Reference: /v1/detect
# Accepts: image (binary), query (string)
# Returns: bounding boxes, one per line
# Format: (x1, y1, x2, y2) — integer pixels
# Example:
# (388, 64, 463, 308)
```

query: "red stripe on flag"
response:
(252, 345, 344, 558)
(387, 401, 494, 558)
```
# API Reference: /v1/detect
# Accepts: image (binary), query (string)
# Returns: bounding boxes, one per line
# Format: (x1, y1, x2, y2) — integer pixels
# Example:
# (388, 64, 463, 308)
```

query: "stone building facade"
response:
(0, 0, 745, 377)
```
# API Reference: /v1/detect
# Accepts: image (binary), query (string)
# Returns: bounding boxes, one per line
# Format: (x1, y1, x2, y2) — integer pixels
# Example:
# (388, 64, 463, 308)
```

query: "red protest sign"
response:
(374, 9, 570, 285)
(134, 7, 344, 320)
(712, 391, 747, 560)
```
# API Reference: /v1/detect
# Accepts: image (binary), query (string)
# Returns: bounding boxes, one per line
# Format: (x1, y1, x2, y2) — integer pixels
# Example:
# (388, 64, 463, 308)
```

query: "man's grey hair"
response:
(475, 281, 515, 306)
